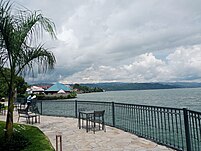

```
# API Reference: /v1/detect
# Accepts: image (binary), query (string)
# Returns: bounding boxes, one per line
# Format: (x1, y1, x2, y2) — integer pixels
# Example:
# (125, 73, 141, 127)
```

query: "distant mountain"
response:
(80, 82, 201, 91)
(30, 82, 201, 91)
(161, 82, 201, 88)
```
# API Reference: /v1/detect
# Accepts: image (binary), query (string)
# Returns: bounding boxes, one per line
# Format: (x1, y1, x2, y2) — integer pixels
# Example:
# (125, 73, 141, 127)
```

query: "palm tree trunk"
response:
(5, 84, 15, 141)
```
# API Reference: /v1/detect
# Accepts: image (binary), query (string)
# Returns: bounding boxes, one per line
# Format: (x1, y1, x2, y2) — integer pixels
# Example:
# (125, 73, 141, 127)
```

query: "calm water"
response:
(76, 88, 201, 112)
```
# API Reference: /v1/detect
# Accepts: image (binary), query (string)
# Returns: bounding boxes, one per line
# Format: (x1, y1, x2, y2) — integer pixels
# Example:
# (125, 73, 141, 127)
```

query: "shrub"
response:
(0, 132, 30, 151)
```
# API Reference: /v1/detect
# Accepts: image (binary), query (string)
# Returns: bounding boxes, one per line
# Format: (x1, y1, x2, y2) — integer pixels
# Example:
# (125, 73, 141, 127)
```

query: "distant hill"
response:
(30, 82, 201, 91)
(161, 82, 201, 88)
(80, 82, 201, 91)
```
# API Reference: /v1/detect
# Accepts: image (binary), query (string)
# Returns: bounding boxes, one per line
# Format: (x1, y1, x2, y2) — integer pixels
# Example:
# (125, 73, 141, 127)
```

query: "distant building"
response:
(45, 82, 72, 94)
(26, 86, 45, 94)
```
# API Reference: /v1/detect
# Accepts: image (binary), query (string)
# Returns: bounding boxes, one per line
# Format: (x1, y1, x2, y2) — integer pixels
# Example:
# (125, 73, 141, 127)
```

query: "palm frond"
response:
(16, 44, 56, 76)
(1, 1, 57, 77)
(16, 9, 56, 46)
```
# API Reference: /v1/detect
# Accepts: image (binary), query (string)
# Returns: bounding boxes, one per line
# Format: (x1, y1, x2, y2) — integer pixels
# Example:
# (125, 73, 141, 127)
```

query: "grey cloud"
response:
(11, 0, 201, 83)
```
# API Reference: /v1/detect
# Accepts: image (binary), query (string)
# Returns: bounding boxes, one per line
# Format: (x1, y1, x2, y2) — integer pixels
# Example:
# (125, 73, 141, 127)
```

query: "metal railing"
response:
(34, 100, 200, 151)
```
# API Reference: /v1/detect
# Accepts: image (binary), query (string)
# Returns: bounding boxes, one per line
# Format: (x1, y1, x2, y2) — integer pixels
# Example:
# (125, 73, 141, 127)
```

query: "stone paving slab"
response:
(0, 111, 175, 151)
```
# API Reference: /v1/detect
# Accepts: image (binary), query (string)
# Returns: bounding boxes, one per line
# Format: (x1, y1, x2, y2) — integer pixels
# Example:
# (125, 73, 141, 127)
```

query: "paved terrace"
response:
(0, 111, 175, 151)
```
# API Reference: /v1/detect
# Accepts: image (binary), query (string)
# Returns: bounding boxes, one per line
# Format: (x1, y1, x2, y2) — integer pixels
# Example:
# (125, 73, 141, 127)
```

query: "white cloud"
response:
(61, 45, 201, 83)
(57, 28, 79, 49)
(166, 45, 201, 81)
(11, 0, 201, 83)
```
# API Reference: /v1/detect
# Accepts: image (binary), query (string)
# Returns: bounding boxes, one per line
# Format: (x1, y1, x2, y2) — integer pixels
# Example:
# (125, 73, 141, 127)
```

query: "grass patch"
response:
(0, 121, 54, 151)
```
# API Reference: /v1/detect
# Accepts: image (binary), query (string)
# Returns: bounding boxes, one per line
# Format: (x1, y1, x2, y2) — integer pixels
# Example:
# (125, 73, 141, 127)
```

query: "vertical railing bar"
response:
(133, 105, 136, 134)
(129, 105, 131, 132)
(171, 109, 175, 147)
(127, 105, 129, 132)
(198, 114, 201, 151)
(122, 105, 125, 130)
(142, 106, 146, 138)
(147, 107, 150, 139)
(126, 105, 128, 131)
(178, 110, 182, 149)
(161, 108, 165, 144)
(164, 109, 168, 144)
(133, 105, 135, 133)
(167, 109, 171, 145)
(124, 104, 126, 130)
(189, 112, 194, 150)
(135, 105, 138, 135)
(40, 100, 43, 115)
(157, 108, 161, 142)
(138, 106, 141, 135)
(156, 107, 159, 141)
(125, 104, 128, 131)
(193, 113, 198, 151)
(130, 105, 133, 133)
(179, 110, 184, 150)
(127, 105, 130, 132)
(145, 106, 148, 138)
(192, 113, 196, 151)
(139, 106, 142, 136)
(119, 104, 121, 128)
(75, 100, 77, 118)
(135, 106, 138, 134)
(183, 108, 191, 151)
(123, 105, 125, 130)
(160, 108, 164, 143)
(112, 102, 115, 127)
(195, 114, 199, 151)
(141, 106, 144, 136)
(150, 107, 153, 139)
(153, 107, 157, 141)
(195, 113, 199, 151)
(153, 107, 155, 140)
(140, 106, 144, 136)
(154, 107, 157, 141)
(123, 104, 125, 130)
(132, 105, 135, 133)
(137, 105, 140, 135)
(149, 107, 152, 139)
(156, 108, 159, 142)
(163, 108, 167, 144)
(175, 110, 179, 148)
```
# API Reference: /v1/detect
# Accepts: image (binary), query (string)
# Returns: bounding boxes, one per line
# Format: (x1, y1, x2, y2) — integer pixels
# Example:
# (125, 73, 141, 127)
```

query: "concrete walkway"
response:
(0, 111, 174, 151)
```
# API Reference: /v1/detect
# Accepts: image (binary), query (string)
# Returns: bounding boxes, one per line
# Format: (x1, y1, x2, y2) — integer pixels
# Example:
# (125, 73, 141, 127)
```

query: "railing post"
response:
(75, 100, 78, 118)
(40, 100, 43, 115)
(183, 108, 191, 151)
(112, 102, 115, 127)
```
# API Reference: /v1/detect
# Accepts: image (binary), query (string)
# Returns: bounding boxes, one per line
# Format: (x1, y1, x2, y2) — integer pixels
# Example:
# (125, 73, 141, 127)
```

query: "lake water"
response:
(76, 88, 201, 112)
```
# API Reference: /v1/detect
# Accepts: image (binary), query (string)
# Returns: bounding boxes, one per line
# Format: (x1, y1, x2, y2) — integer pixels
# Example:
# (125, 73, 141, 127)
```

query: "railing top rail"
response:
(39, 100, 75, 103)
(185, 108, 201, 114)
(114, 102, 183, 110)
(38, 99, 185, 111)
(76, 100, 112, 104)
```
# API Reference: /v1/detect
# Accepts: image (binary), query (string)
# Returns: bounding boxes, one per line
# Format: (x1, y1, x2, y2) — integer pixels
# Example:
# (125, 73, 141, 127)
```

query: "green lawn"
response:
(0, 121, 54, 151)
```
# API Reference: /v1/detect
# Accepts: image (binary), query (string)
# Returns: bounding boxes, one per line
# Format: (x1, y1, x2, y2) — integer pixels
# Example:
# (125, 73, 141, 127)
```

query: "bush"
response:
(0, 121, 54, 151)
(36, 92, 77, 100)
(0, 132, 30, 151)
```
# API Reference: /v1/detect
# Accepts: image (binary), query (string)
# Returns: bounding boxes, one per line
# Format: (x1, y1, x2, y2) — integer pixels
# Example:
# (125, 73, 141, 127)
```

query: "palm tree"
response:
(0, 0, 56, 140)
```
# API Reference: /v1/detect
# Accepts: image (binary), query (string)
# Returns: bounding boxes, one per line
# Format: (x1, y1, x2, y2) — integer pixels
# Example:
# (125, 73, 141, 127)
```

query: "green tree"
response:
(0, 0, 56, 140)
(0, 68, 28, 97)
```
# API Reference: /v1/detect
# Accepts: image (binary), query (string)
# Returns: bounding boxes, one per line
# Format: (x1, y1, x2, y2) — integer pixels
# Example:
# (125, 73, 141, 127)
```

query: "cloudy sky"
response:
(12, 0, 201, 84)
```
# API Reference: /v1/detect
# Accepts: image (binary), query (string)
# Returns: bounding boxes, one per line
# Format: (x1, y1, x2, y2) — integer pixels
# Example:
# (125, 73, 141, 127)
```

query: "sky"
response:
(11, 0, 201, 84)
